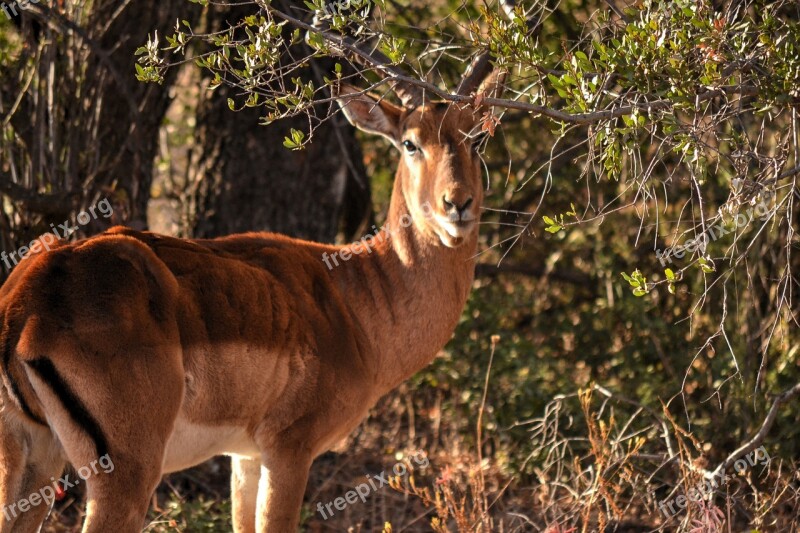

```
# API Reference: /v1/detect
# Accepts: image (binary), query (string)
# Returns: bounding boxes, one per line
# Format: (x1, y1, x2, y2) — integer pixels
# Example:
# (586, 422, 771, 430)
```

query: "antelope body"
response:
(0, 69, 501, 532)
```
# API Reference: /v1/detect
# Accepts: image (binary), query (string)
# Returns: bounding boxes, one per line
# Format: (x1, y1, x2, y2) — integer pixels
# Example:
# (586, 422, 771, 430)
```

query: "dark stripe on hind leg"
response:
(26, 357, 109, 458)
(1, 318, 47, 426)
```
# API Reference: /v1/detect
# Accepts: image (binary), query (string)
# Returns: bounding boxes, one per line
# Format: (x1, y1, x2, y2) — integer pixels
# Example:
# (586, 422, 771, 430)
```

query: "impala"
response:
(0, 60, 503, 531)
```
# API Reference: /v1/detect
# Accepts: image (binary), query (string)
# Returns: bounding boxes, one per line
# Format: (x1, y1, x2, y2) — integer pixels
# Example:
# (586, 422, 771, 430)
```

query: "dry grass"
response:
(37, 359, 800, 533)
(37, 382, 800, 532)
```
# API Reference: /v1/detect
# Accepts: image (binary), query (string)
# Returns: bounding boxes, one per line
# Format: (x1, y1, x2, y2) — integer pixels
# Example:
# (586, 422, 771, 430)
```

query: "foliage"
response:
(145, 497, 232, 532)
(8, 0, 800, 530)
(81, 0, 800, 527)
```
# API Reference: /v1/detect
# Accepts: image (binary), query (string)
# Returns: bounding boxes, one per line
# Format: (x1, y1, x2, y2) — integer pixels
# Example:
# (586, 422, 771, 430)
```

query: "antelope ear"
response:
(476, 69, 507, 100)
(335, 83, 403, 145)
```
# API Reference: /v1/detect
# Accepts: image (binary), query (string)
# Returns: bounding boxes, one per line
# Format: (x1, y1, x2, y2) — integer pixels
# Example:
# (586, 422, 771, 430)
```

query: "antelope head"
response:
(336, 67, 504, 248)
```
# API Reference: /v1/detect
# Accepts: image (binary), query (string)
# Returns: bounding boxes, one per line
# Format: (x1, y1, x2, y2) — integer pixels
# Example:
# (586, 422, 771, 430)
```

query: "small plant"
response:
(621, 269, 648, 296)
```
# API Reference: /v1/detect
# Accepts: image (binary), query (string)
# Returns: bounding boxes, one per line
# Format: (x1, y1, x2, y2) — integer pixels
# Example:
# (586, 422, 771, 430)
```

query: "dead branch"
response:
(0, 175, 78, 216)
(706, 382, 800, 480)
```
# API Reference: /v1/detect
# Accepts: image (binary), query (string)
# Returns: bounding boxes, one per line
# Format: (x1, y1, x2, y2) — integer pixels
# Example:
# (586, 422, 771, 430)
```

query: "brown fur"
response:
(0, 81, 498, 532)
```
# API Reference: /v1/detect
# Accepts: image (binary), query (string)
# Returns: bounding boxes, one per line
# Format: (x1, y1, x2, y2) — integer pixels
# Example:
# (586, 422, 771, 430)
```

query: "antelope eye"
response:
(402, 140, 418, 154)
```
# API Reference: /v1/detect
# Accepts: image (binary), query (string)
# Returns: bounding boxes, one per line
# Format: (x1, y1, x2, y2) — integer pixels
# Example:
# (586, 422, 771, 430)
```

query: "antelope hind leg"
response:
(75, 369, 182, 533)
(0, 412, 64, 533)
(21, 349, 184, 533)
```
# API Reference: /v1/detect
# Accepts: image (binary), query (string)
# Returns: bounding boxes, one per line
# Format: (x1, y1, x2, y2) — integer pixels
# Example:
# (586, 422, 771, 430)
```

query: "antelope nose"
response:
(442, 196, 473, 221)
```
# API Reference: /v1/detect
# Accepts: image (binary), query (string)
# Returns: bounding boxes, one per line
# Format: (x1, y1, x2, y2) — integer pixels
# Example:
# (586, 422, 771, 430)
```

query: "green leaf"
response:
(547, 73, 563, 88)
(567, 203, 577, 216)
(621, 272, 639, 287)
(283, 128, 306, 150)
(698, 257, 716, 273)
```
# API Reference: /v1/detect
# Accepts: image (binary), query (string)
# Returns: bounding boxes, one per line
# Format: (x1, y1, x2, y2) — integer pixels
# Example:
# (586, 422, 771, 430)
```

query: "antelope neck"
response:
(330, 174, 478, 391)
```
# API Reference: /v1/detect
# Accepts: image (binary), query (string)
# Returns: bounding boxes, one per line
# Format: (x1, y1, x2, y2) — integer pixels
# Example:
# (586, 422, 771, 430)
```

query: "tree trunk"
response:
(0, 0, 203, 277)
(189, 1, 371, 242)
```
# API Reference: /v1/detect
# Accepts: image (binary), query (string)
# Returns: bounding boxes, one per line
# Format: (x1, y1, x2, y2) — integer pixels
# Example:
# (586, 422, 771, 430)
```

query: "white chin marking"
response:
(446, 223, 472, 239)
(439, 233, 463, 248)
(438, 226, 470, 247)
(433, 215, 474, 247)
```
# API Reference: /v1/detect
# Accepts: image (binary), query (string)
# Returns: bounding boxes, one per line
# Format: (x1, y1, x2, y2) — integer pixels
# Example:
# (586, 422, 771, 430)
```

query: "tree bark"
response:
(189, 1, 371, 242)
(0, 0, 203, 255)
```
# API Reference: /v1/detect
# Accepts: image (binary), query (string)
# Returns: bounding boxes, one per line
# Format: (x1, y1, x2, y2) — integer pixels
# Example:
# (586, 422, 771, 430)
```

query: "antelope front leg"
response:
(232, 456, 261, 533)
(256, 449, 312, 532)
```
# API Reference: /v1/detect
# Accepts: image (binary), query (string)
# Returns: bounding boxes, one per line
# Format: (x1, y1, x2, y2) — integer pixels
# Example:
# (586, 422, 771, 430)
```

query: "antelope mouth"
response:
(435, 216, 476, 248)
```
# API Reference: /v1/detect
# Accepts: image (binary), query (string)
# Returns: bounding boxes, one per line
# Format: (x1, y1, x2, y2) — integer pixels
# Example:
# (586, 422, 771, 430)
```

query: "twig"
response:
(601, 0, 629, 21)
(707, 382, 800, 480)
(475, 335, 499, 530)
(0, 174, 78, 216)
(262, 5, 761, 125)
(24, 2, 143, 128)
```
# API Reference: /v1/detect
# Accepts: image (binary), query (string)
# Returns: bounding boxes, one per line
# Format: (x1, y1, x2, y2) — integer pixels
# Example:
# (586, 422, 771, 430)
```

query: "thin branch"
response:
(475, 261, 593, 287)
(0, 176, 78, 216)
(24, 2, 143, 128)
(707, 382, 800, 480)
(263, 5, 761, 124)
(601, 0, 630, 21)
(281, 1, 424, 106)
